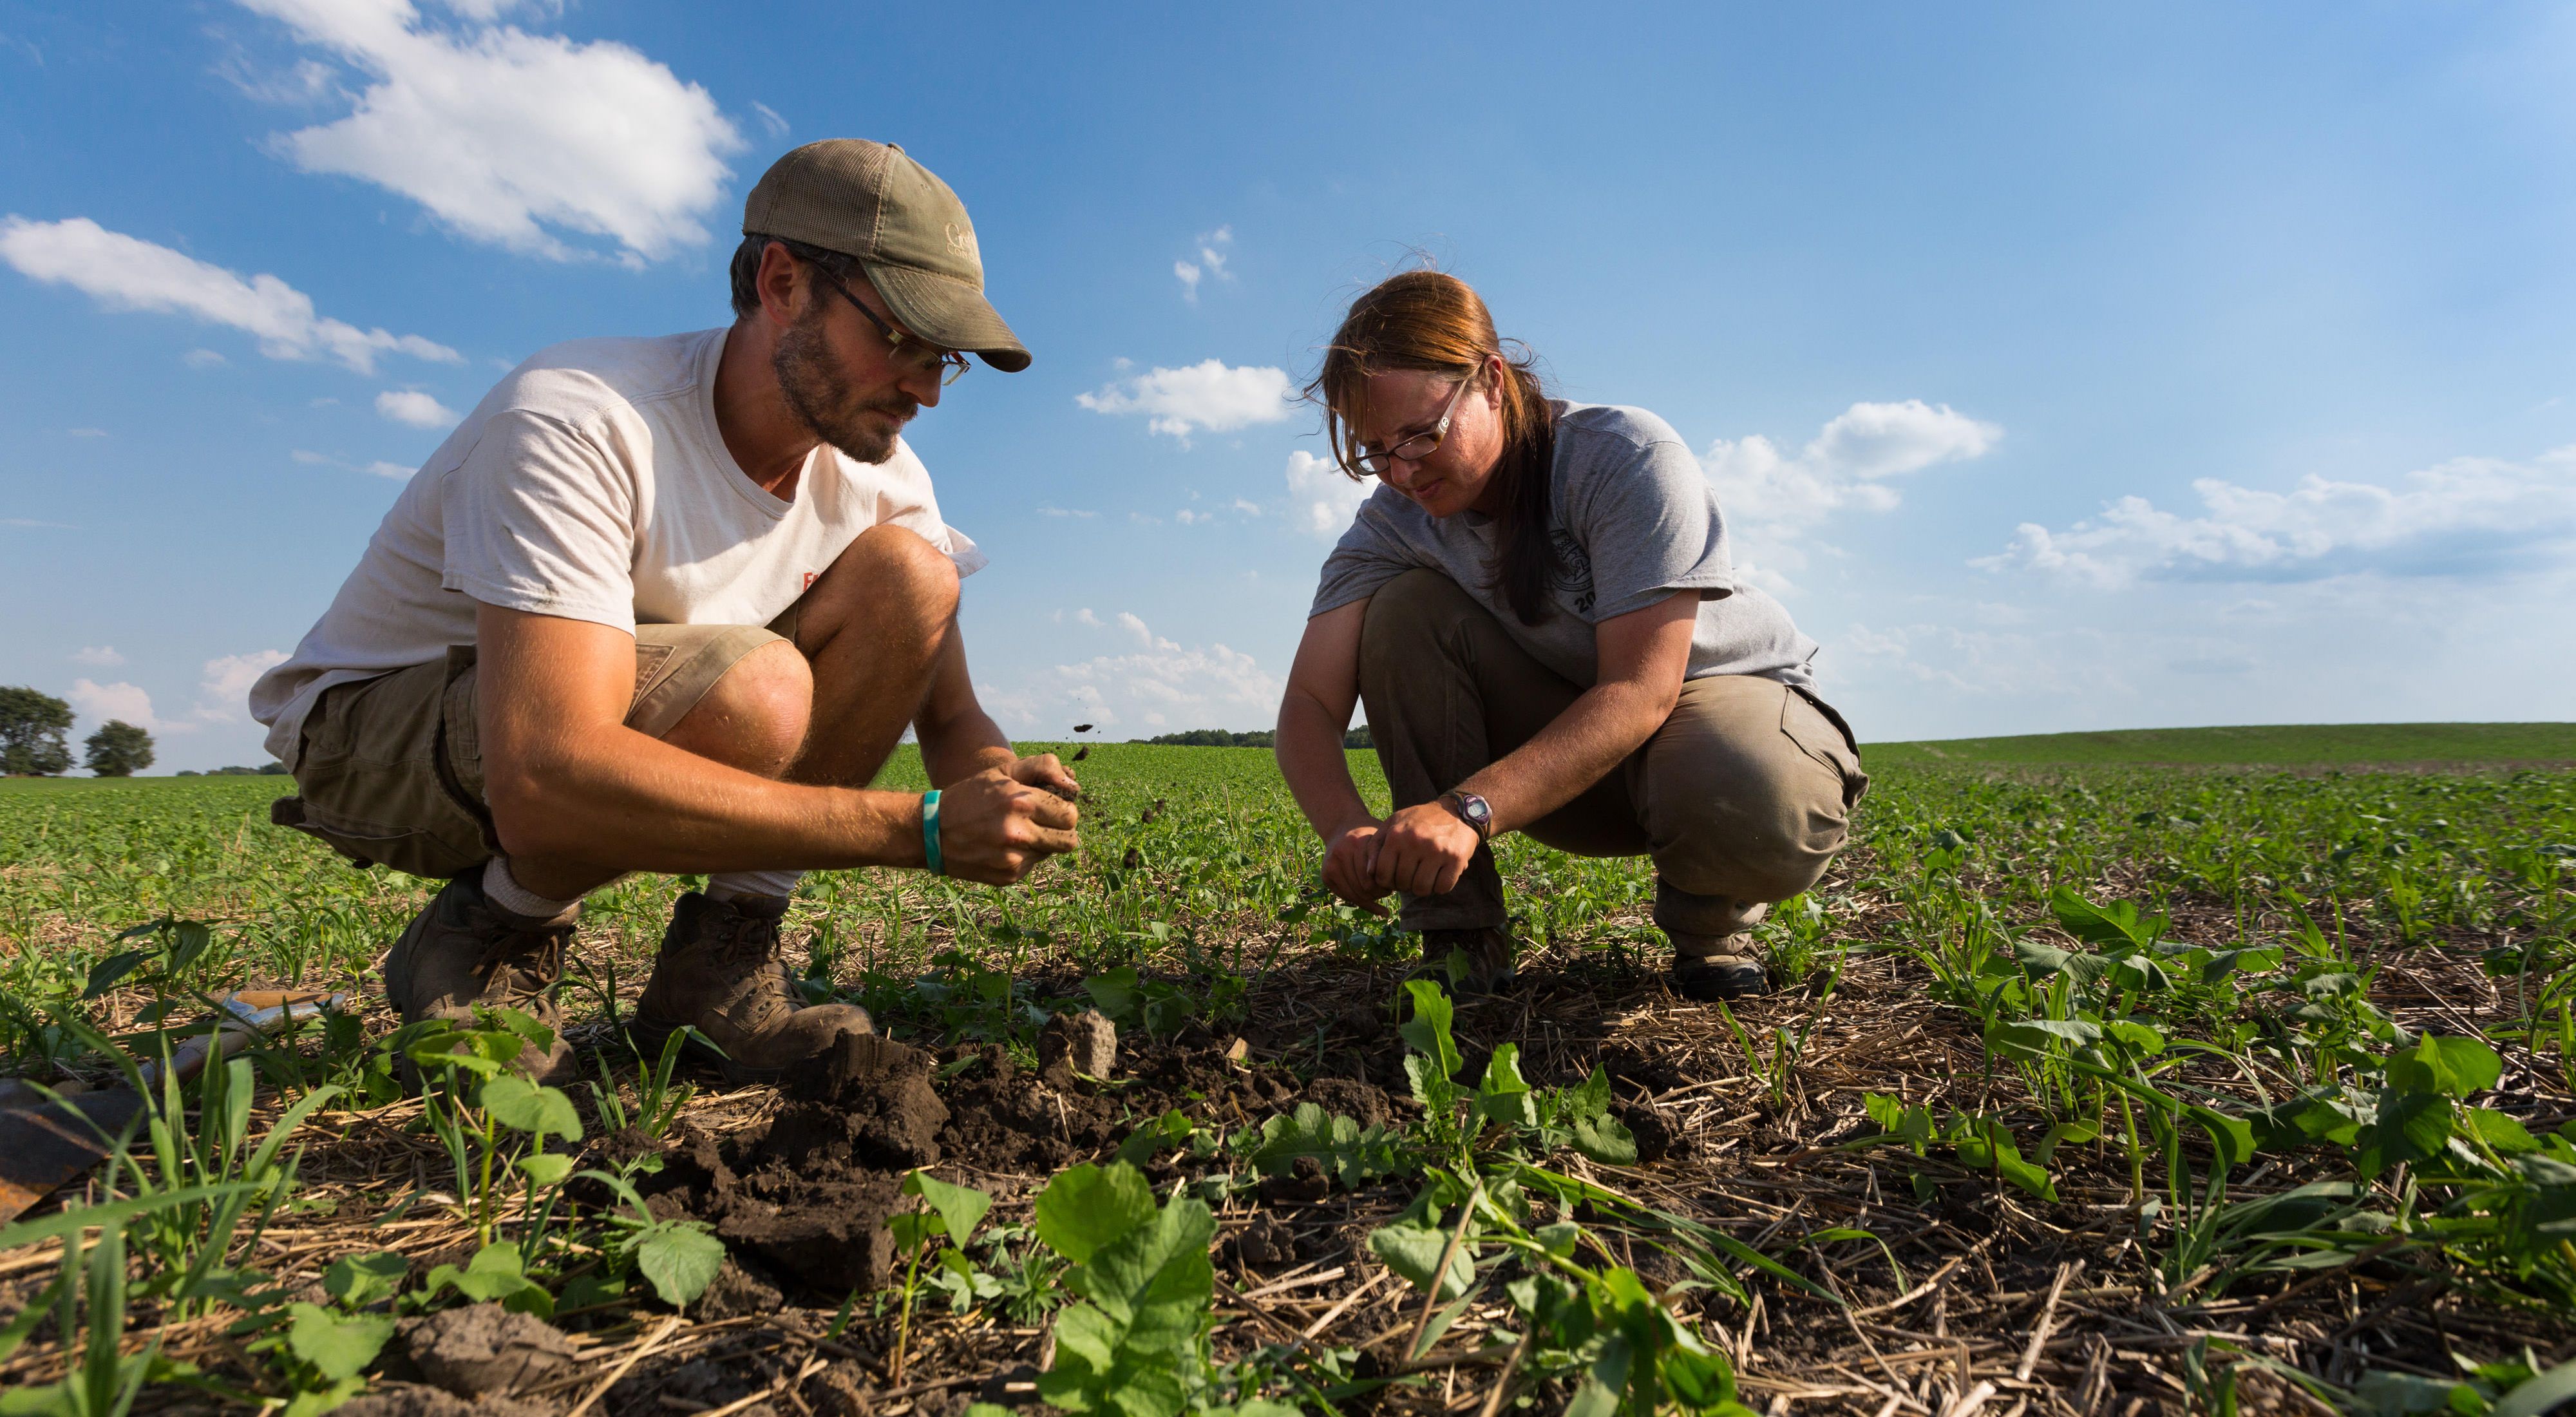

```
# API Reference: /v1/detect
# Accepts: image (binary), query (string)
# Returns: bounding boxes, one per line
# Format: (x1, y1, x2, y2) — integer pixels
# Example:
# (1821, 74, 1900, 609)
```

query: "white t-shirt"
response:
(251, 327, 985, 767)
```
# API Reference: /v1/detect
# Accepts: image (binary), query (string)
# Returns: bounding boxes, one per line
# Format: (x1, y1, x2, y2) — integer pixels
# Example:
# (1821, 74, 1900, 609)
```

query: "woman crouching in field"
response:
(1272, 270, 1868, 1000)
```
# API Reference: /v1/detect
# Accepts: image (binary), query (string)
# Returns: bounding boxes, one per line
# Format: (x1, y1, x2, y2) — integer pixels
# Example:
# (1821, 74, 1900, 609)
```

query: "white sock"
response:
(707, 870, 804, 904)
(482, 857, 582, 924)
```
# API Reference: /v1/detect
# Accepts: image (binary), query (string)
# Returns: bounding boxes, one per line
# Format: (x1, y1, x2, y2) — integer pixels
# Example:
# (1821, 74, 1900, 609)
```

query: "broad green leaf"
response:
(516, 1154, 576, 1189)
(2465, 1107, 2541, 1155)
(1572, 1112, 1639, 1167)
(1035, 1162, 1156, 1265)
(2048, 886, 2163, 951)
(904, 1171, 992, 1246)
(632, 1222, 726, 1307)
(478, 1076, 582, 1143)
(1399, 980, 1461, 1081)
(887, 1212, 944, 1250)
(2105, 1020, 2167, 1056)
(2011, 938, 2072, 976)
(285, 1302, 393, 1382)
(1562, 1067, 1613, 1122)
(2494, 1358, 2576, 1417)
(2386, 1036, 2503, 1100)
(1477, 1043, 1536, 1128)
(321, 1252, 408, 1309)
(1368, 1219, 1473, 1300)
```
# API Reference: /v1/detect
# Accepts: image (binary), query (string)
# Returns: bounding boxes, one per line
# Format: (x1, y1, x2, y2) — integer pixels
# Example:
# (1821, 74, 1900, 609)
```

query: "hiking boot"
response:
(382, 873, 578, 1083)
(1425, 926, 1519, 997)
(632, 892, 873, 1084)
(1669, 933, 1772, 1001)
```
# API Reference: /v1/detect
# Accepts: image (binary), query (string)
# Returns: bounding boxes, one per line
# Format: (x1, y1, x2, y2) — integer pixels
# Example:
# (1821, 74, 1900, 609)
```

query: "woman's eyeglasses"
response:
(818, 271, 972, 386)
(1349, 376, 1472, 476)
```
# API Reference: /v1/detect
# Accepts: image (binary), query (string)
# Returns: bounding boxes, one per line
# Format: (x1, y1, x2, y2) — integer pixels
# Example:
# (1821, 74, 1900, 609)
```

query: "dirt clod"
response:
(1040, 1008, 1118, 1082)
(692, 1257, 785, 1319)
(1236, 1213, 1296, 1268)
(334, 1385, 554, 1417)
(395, 1303, 576, 1398)
(644, 1035, 944, 1292)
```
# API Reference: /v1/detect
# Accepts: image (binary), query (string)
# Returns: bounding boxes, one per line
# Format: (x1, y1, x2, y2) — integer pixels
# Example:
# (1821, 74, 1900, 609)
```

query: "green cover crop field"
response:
(1, 739, 2572, 1416)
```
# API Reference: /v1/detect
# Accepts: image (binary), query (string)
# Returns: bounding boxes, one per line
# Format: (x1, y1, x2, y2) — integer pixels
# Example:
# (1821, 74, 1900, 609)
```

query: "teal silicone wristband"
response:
(921, 790, 943, 875)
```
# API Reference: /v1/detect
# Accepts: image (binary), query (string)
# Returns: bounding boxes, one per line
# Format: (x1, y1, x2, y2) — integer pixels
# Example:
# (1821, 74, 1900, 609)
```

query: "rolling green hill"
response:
(1862, 721, 2576, 768)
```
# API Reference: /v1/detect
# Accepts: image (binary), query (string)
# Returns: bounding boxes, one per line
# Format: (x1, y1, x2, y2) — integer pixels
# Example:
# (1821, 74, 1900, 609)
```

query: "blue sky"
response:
(3, 1, 2572, 772)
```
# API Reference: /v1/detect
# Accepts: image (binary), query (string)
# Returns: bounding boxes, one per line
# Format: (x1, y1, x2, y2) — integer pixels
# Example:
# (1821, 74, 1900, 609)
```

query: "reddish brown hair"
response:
(1309, 270, 1560, 624)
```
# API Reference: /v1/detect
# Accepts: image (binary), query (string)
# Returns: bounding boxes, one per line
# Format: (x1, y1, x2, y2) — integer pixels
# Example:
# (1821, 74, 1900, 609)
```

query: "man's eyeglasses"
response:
(817, 271, 972, 386)
(1349, 376, 1472, 477)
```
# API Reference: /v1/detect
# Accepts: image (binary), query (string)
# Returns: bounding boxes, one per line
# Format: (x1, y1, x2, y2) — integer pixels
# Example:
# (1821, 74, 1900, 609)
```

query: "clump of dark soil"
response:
(644, 1027, 1358, 1298)
(934, 1036, 1296, 1174)
(336, 1387, 553, 1417)
(393, 1302, 576, 1399)
(641, 1032, 943, 1292)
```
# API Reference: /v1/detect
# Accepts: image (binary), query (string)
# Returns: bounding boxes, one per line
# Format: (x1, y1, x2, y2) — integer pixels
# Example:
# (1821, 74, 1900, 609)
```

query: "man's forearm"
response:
(917, 705, 1016, 788)
(489, 725, 927, 873)
(1458, 681, 1667, 833)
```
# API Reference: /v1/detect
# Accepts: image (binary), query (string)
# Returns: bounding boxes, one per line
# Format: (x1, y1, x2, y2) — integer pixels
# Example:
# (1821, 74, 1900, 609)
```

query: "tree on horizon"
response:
(0, 686, 75, 775)
(84, 719, 155, 777)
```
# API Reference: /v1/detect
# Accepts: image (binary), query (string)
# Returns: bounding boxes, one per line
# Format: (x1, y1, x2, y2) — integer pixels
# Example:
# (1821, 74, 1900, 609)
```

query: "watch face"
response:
(1464, 798, 1491, 824)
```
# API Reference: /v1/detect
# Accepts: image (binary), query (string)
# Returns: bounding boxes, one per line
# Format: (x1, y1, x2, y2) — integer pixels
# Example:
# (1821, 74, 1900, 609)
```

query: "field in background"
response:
(1864, 721, 2576, 768)
(1, 740, 2572, 1415)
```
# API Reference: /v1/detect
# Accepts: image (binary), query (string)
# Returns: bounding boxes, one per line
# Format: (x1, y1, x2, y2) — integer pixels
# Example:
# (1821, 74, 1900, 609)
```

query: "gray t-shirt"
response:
(1308, 401, 1817, 689)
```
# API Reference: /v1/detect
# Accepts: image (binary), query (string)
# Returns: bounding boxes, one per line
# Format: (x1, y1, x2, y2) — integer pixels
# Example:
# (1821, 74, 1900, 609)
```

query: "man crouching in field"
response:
(249, 140, 1078, 1083)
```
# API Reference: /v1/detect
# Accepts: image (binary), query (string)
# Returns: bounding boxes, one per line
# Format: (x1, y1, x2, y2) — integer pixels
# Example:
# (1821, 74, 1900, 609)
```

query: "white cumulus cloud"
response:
(1701, 399, 2001, 535)
(70, 680, 175, 733)
(1976, 448, 2576, 587)
(0, 216, 460, 374)
(1077, 359, 1295, 442)
(196, 650, 290, 722)
(376, 388, 459, 428)
(72, 645, 124, 667)
(1285, 450, 1370, 538)
(237, 0, 744, 265)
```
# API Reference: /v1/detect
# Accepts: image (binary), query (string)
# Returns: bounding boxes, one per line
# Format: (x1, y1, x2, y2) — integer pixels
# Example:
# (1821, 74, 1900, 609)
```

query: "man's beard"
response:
(773, 314, 916, 465)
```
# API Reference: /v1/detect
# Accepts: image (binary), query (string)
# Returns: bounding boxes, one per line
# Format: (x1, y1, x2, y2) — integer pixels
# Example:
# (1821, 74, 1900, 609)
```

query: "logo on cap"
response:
(944, 222, 979, 263)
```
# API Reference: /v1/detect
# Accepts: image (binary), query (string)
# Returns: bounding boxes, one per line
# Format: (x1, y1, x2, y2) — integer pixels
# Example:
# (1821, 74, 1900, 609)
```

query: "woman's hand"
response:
(1009, 752, 1081, 801)
(1323, 819, 1392, 914)
(1370, 802, 1481, 899)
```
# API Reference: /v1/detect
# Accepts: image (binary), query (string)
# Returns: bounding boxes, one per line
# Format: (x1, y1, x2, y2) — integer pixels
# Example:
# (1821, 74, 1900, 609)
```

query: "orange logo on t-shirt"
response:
(802, 571, 818, 590)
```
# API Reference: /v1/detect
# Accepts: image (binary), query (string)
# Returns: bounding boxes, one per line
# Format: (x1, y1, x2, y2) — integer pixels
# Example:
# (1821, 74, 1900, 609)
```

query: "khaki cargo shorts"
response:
(272, 621, 790, 879)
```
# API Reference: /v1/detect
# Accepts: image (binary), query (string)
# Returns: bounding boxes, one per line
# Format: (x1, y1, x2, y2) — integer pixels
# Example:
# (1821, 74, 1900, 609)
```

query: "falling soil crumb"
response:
(395, 1302, 578, 1400)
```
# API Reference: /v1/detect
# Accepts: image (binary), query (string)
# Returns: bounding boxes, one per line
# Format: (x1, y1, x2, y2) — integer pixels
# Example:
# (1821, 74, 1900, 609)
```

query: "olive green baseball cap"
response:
(743, 139, 1030, 372)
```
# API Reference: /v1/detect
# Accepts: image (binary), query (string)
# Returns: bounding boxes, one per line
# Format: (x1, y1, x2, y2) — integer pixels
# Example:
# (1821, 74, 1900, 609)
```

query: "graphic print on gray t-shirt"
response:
(1308, 401, 1818, 689)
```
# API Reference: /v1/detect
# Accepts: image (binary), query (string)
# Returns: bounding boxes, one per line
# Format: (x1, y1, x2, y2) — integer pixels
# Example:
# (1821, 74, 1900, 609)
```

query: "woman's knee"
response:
(663, 638, 813, 777)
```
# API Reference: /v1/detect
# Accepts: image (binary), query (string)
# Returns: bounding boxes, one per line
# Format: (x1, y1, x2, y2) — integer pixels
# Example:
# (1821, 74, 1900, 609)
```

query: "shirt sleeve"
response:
(1307, 492, 1432, 617)
(1570, 433, 1735, 622)
(439, 410, 641, 632)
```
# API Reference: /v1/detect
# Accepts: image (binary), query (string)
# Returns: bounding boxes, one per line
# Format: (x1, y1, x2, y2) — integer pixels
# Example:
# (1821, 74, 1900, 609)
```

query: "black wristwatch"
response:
(1439, 790, 1494, 842)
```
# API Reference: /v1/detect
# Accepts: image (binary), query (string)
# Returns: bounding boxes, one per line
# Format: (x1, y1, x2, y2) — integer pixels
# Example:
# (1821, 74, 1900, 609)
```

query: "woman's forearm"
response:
(1457, 679, 1669, 833)
(1275, 689, 1378, 841)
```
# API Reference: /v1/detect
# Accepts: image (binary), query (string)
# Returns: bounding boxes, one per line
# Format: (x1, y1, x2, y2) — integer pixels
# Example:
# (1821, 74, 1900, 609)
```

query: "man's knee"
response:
(663, 638, 812, 777)
(828, 524, 960, 618)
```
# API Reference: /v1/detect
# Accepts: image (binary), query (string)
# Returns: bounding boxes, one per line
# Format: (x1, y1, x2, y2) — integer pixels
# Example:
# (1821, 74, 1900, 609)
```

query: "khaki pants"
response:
(273, 622, 785, 880)
(1358, 570, 1868, 946)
